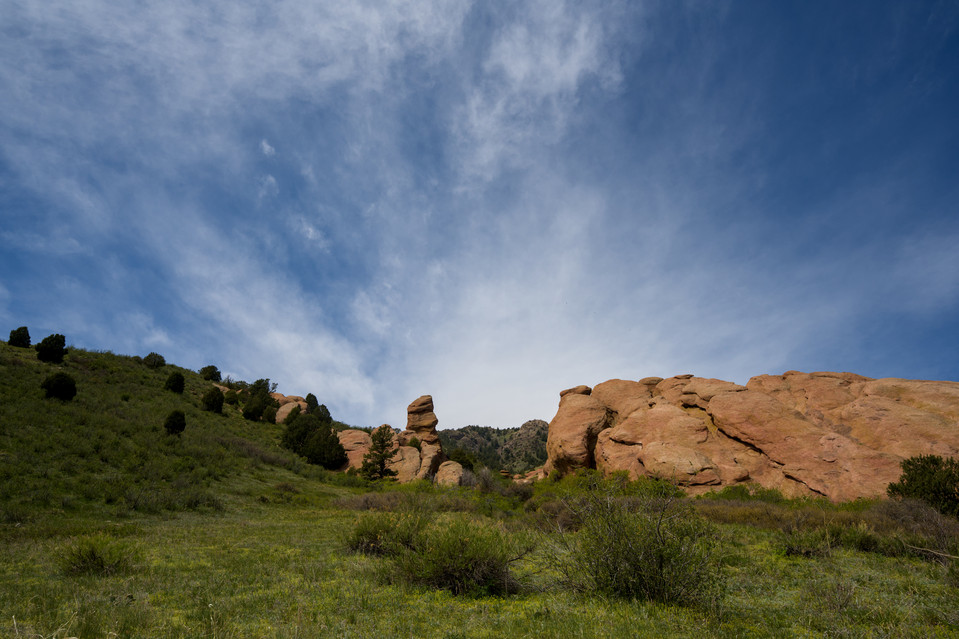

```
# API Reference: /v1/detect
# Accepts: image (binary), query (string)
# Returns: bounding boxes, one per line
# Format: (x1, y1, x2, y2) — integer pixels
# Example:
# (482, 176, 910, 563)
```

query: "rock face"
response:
(544, 372, 959, 501)
(338, 395, 448, 482)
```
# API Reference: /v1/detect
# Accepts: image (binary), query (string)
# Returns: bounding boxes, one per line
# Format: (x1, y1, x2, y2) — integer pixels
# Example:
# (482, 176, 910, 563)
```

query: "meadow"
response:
(1, 341, 957, 638)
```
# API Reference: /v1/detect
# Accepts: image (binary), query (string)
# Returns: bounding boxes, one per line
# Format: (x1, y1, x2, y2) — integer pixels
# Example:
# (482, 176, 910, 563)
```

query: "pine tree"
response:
(360, 425, 398, 481)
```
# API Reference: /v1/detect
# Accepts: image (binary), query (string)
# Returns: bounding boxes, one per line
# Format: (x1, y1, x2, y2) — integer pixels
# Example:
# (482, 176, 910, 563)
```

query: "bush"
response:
(35, 333, 66, 363)
(201, 387, 224, 413)
(41, 372, 77, 401)
(347, 511, 431, 556)
(888, 454, 959, 517)
(143, 352, 166, 369)
(164, 410, 186, 436)
(391, 516, 530, 596)
(57, 534, 134, 577)
(548, 492, 725, 609)
(305, 393, 319, 414)
(282, 404, 302, 425)
(164, 371, 185, 393)
(282, 414, 348, 469)
(7, 326, 30, 348)
(199, 365, 221, 381)
(224, 390, 238, 405)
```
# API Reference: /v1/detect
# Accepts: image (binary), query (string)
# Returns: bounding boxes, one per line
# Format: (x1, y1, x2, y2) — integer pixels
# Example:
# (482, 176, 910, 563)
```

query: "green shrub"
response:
(347, 511, 431, 556)
(305, 393, 319, 413)
(7, 326, 30, 347)
(888, 454, 959, 517)
(164, 371, 185, 393)
(549, 492, 725, 609)
(282, 404, 302, 425)
(41, 372, 77, 401)
(164, 410, 186, 436)
(282, 414, 348, 469)
(201, 387, 224, 413)
(35, 333, 67, 363)
(57, 534, 134, 576)
(391, 515, 529, 596)
(199, 365, 221, 381)
(143, 352, 166, 369)
(262, 405, 278, 424)
(224, 390, 238, 405)
(408, 436, 421, 451)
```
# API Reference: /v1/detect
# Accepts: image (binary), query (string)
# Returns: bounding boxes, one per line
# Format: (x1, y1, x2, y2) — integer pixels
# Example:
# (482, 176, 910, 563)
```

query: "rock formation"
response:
(544, 372, 959, 501)
(337, 395, 461, 484)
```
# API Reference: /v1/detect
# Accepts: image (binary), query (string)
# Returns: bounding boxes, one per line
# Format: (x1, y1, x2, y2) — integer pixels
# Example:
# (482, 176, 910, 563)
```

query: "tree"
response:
(143, 352, 166, 369)
(305, 393, 319, 414)
(164, 410, 186, 436)
(35, 334, 67, 363)
(888, 454, 959, 517)
(360, 425, 398, 481)
(199, 365, 221, 382)
(281, 414, 348, 469)
(164, 371, 185, 393)
(201, 387, 224, 413)
(41, 372, 76, 401)
(8, 326, 30, 348)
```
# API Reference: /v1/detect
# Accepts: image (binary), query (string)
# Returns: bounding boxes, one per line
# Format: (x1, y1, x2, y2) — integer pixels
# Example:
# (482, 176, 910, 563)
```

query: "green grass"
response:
(2, 341, 958, 637)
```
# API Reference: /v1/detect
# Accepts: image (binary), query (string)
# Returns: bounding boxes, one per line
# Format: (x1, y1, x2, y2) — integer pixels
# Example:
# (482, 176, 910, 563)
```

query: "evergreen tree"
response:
(41, 372, 76, 401)
(305, 393, 319, 414)
(281, 414, 347, 469)
(199, 365, 221, 381)
(8, 326, 30, 348)
(164, 410, 186, 436)
(888, 454, 959, 517)
(360, 425, 398, 481)
(143, 352, 166, 369)
(164, 371, 185, 393)
(35, 334, 67, 363)
(201, 387, 224, 413)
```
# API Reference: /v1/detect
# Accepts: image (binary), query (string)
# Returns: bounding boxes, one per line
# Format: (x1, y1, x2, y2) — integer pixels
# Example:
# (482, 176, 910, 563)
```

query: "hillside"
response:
(0, 340, 349, 521)
(438, 420, 548, 474)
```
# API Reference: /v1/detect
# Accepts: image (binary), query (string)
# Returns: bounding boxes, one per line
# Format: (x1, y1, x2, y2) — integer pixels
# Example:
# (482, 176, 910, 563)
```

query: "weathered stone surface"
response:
(545, 372, 959, 500)
(435, 460, 464, 486)
(274, 401, 308, 424)
(389, 445, 422, 483)
(544, 392, 611, 475)
(407, 395, 440, 443)
(337, 429, 372, 470)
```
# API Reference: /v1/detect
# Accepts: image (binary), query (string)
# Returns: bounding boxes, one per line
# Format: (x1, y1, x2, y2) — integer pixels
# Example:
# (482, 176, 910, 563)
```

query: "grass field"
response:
(1, 341, 958, 637)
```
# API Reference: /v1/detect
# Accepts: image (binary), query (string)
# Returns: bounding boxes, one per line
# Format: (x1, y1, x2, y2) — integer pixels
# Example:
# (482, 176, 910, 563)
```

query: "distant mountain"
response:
(438, 420, 548, 474)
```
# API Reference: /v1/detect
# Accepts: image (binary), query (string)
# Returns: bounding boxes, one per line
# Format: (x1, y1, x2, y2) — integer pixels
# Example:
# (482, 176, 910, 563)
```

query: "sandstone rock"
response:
(406, 395, 440, 443)
(544, 372, 959, 501)
(560, 385, 592, 398)
(389, 446, 422, 483)
(435, 461, 464, 486)
(337, 429, 372, 470)
(274, 401, 309, 424)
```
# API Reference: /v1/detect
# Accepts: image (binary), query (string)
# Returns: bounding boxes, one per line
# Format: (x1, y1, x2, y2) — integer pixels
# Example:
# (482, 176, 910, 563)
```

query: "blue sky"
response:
(2, 1, 958, 429)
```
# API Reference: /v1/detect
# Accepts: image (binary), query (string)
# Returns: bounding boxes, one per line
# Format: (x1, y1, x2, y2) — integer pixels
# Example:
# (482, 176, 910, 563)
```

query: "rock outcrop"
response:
(337, 395, 449, 482)
(544, 372, 959, 500)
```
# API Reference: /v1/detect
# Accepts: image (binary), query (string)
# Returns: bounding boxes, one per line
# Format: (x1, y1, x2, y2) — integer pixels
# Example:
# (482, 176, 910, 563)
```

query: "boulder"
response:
(337, 429, 372, 470)
(544, 391, 611, 475)
(435, 461, 464, 486)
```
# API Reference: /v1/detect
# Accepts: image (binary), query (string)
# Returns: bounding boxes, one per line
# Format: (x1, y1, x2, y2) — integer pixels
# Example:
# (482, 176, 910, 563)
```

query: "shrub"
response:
(282, 414, 348, 469)
(391, 516, 530, 596)
(201, 387, 224, 413)
(7, 326, 30, 348)
(41, 372, 77, 401)
(164, 410, 186, 436)
(361, 425, 398, 481)
(305, 393, 319, 413)
(35, 333, 66, 363)
(199, 365, 221, 381)
(57, 534, 134, 576)
(548, 492, 725, 609)
(164, 371, 185, 393)
(347, 511, 431, 556)
(143, 352, 166, 369)
(283, 404, 302, 425)
(224, 390, 238, 405)
(888, 454, 959, 517)
(408, 436, 421, 451)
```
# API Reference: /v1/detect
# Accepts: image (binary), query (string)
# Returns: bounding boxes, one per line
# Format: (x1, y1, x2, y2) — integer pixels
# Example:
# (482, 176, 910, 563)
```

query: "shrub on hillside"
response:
(305, 392, 318, 413)
(41, 372, 77, 401)
(164, 410, 186, 436)
(283, 404, 302, 425)
(281, 414, 348, 469)
(201, 387, 224, 413)
(888, 454, 959, 518)
(547, 491, 725, 610)
(56, 534, 135, 577)
(348, 511, 432, 556)
(199, 365, 221, 381)
(224, 389, 238, 405)
(390, 516, 530, 596)
(35, 333, 67, 363)
(164, 371, 185, 394)
(7, 326, 30, 348)
(143, 352, 166, 369)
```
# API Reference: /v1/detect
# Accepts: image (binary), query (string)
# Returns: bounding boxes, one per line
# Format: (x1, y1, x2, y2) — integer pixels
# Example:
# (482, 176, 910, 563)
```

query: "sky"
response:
(2, 1, 958, 430)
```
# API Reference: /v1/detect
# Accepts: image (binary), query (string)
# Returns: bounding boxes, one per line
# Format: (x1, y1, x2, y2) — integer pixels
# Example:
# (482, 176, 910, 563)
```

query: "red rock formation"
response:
(544, 372, 959, 500)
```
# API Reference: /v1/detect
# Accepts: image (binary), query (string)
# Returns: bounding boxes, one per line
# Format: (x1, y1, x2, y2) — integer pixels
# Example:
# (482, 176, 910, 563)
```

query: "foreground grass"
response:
(3, 483, 957, 639)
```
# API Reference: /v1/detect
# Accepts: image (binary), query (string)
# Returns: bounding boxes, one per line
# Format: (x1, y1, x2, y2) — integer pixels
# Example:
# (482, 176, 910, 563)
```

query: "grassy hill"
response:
(439, 420, 548, 474)
(0, 340, 353, 522)
(2, 338, 959, 638)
